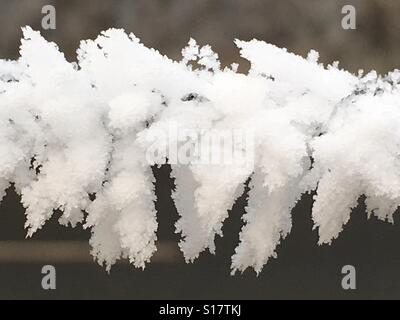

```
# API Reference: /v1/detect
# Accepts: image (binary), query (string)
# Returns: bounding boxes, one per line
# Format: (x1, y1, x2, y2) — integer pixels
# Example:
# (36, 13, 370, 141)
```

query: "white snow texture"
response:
(0, 27, 398, 274)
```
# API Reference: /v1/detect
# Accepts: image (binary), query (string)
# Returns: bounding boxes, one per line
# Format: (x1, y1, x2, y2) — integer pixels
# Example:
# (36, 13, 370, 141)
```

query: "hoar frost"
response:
(0, 27, 398, 274)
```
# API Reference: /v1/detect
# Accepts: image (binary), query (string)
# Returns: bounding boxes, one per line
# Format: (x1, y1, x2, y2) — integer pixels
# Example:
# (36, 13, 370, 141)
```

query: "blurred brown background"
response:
(1, 0, 400, 299)
(1, 0, 400, 73)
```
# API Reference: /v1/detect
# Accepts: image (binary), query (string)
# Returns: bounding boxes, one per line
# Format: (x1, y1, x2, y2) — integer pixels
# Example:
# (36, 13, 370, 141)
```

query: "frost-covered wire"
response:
(1, 27, 399, 274)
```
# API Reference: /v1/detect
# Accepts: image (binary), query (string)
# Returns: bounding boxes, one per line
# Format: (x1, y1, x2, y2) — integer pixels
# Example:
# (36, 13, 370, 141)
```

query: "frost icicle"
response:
(1, 27, 400, 274)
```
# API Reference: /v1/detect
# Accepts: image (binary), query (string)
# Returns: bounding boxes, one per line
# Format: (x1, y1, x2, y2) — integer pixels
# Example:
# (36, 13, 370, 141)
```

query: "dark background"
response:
(0, 0, 400, 299)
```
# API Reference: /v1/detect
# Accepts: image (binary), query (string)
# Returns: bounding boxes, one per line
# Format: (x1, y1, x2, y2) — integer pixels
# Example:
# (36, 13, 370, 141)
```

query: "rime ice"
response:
(0, 27, 398, 274)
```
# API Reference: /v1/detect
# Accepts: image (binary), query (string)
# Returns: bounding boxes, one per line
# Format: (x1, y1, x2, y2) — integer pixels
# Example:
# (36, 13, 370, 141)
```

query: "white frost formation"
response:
(1, 27, 399, 274)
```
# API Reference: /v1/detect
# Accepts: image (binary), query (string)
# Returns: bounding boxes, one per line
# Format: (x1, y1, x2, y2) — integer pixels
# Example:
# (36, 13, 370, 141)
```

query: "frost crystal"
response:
(1, 27, 399, 274)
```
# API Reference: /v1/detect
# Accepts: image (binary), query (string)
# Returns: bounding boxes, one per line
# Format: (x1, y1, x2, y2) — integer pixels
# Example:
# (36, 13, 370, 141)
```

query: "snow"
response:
(0, 27, 398, 274)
